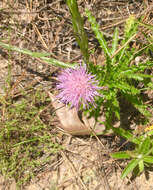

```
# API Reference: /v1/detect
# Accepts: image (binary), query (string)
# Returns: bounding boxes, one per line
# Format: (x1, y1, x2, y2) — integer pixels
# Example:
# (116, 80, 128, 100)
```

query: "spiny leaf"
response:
(143, 156, 153, 164)
(111, 127, 140, 144)
(111, 151, 131, 159)
(85, 9, 111, 58)
(138, 136, 150, 155)
(121, 159, 140, 179)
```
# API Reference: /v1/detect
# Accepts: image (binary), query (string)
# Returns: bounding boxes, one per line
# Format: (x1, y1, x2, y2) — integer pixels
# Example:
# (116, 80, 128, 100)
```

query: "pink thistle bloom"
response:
(56, 65, 100, 110)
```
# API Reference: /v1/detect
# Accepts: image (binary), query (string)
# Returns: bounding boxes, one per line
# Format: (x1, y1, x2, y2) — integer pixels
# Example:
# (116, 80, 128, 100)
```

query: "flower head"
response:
(56, 64, 100, 109)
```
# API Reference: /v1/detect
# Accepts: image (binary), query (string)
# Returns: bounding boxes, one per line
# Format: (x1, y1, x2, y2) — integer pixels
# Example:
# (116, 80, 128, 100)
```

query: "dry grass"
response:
(0, 0, 153, 189)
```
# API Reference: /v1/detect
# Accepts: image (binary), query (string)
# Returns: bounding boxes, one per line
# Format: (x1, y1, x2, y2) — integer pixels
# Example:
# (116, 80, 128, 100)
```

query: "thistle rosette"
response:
(56, 64, 100, 110)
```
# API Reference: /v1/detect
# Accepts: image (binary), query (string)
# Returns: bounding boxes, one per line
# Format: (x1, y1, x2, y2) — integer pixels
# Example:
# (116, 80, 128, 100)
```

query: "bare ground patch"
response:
(0, 0, 153, 189)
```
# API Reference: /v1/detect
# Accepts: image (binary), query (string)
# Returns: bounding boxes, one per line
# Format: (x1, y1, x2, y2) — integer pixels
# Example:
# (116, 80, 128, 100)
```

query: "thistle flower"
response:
(56, 64, 100, 110)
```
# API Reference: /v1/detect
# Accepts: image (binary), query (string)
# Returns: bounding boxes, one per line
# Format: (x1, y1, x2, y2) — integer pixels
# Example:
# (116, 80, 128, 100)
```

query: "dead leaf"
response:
(48, 92, 105, 135)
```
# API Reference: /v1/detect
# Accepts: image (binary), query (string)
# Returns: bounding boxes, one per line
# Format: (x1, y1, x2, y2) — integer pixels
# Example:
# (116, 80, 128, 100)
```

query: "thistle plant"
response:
(66, 0, 153, 179)
(0, 0, 152, 183)
(84, 8, 153, 179)
(56, 64, 100, 109)
(111, 126, 153, 179)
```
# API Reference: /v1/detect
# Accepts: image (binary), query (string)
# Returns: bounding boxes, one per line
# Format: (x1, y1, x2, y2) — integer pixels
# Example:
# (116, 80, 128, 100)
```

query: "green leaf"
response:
(120, 71, 153, 81)
(137, 21, 153, 31)
(111, 151, 131, 159)
(85, 9, 111, 58)
(143, 156, 153, 164)
(66, 0, 89, 62)
(111, 127, 140, 144)
(124, 94, 151, 118)
(112, 97, 120, 120)
(138, 160, 144, 173)
(118, 33, 137, 62)
(138, 136, 150, 155)
(111, 27, 119, 64)
(111, 82, 140, 95)
(138, 73, 153, 79)
(119, 71, 143, 81)
(121, 159, 140, 179)
(40, 57, 77, 68)
(119, 15, 138, 62)
(0, 41, 77, 69)
(145, 130, 153, 136)
(124, 15, 136, 37)
(0, 41, 50, 57)
(111, 28, 119, 55)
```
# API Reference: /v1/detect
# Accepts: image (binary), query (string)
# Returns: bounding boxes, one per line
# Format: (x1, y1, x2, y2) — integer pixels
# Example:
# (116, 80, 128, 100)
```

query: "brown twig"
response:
(61, 151, 89, 190)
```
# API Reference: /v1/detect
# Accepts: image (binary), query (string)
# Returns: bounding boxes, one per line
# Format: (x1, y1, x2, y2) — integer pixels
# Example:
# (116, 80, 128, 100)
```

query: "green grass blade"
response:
(0, 41, 50, 57)
(40, 57, 77, 68)
(66, 0, 89, 62)
(0, 41, 77, 68)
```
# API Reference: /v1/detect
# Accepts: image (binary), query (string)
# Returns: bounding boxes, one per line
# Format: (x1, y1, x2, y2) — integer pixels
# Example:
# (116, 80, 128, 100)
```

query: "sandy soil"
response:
(0, 0, 153, 189)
